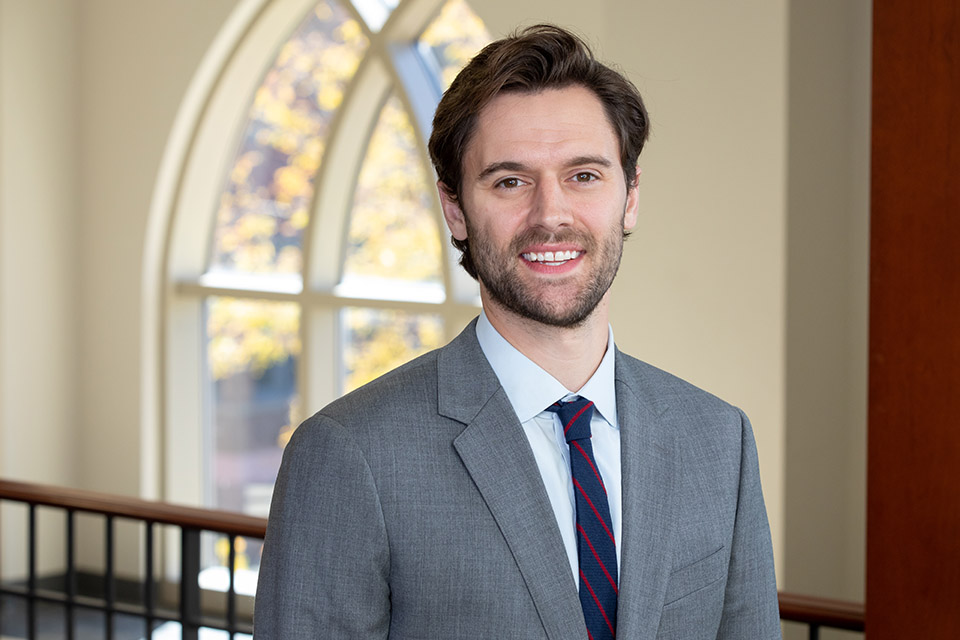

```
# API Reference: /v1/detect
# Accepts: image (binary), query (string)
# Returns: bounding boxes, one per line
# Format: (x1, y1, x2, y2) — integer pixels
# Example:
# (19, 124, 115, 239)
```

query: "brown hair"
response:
(427, 24, 650, 279)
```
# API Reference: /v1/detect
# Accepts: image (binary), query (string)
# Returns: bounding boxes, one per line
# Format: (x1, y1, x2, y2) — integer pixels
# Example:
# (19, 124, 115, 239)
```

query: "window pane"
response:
(207, 1, 368, 280)
(339, 93, 444, 302)
(341, 307, 444, 393)
(205, 297, 301, 522)
(199, 533, 261, 598)
(350, 0, 399, 32)
(418, 0, 491, 90)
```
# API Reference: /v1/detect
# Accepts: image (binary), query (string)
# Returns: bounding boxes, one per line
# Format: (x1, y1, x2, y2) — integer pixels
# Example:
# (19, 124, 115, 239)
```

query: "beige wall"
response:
(76, 0, 240, 496)
(783, 0, 870, 608)
(0, 0, 869, 609)
(0, 0, 80, 489)
(0, 0, 81, 578)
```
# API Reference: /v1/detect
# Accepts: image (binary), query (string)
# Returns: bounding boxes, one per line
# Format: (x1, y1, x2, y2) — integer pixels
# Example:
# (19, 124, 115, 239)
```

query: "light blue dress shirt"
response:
(475, 312, 622, 585)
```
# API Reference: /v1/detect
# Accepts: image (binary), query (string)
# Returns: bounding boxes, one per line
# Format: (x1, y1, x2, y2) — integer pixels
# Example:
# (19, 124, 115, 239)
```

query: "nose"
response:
(527, 180, 573, 231)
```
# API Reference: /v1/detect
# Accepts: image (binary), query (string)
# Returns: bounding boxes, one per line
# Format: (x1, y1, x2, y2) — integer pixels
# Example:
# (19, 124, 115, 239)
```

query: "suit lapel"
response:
(614, 352, 679, 638)
(439, 323, 585, 640)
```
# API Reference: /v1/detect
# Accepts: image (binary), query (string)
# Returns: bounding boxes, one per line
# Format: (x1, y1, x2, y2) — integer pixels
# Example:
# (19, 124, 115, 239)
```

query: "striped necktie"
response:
(549, 397, 618, 640)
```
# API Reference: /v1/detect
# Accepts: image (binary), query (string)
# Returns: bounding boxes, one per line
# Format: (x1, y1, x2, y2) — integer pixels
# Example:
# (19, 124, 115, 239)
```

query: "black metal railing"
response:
(0, 479, 264, 638)
(0, 479, 865, 639)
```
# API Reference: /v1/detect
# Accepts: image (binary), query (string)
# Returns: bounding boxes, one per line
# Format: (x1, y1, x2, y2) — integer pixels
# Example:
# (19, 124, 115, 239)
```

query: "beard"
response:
(466, 217, 626, 328)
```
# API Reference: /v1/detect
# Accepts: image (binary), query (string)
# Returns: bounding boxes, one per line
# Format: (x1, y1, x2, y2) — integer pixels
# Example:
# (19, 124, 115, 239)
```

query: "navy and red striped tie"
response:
(549, 397, 617, 640)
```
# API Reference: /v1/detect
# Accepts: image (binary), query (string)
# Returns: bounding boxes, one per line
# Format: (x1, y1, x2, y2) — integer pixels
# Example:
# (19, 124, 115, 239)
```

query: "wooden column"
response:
(868, 0, 960, 634)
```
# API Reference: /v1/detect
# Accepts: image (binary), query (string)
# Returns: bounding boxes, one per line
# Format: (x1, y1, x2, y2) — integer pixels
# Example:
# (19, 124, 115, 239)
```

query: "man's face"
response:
(439, 85, 640, 328)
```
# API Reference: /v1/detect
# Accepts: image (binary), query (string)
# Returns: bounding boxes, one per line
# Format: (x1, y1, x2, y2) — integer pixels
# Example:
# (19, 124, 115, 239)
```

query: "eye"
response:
(572, 172, 598, 183)
(495, 177, 525, 189)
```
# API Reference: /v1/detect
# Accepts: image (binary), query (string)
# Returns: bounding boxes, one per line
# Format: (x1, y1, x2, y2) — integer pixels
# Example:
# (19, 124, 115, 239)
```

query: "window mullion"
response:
(305, 56, 392, 292)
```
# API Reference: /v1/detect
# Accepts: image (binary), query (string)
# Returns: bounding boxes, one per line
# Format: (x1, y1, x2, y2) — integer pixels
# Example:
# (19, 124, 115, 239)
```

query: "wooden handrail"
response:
(778, 592, 865, 630)
(1, 478, 865, 631)
(0, 479, 266, 539)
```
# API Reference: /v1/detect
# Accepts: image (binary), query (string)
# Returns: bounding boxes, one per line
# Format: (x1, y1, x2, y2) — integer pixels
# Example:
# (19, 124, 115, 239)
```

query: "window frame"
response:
(148, 0, 482, 521)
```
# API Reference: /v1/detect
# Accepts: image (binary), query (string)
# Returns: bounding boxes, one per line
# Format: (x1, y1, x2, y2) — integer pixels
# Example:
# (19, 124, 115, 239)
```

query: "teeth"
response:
(523, 250, 580, 263)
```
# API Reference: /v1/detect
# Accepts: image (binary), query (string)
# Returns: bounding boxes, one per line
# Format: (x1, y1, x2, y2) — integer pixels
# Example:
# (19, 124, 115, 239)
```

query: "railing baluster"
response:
(227, 534, 237, 637)
(145, 520, 155, 638)
(66, 508, 75, 640)
(105, 514, 115, 640)
(27, 503, 36, 640)
(2, 480, 278, 637)
(809, 623, 820, 640)
(181, 527, 201, 640)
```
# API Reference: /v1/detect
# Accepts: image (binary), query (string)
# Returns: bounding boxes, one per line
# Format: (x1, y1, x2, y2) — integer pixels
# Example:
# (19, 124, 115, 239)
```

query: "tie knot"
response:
(548, 397, 595, 443)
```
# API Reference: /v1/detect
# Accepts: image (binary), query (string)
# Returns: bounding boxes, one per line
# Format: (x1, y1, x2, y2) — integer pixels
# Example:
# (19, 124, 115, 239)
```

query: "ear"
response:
(623, 165, 642, 231)
(438, 182, 469, 241)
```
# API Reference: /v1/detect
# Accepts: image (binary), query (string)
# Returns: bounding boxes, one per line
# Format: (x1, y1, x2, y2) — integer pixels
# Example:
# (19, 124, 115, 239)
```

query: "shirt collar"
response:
(475, 311, 619, 428)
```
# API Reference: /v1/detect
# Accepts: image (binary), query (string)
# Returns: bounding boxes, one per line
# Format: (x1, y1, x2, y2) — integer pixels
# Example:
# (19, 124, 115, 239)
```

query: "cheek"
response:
(469, 220, 508, 249)
(466, 203, 523, 240)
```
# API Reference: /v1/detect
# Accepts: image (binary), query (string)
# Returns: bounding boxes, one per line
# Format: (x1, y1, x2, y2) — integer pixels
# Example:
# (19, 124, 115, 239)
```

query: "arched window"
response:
(156, 0, 489, 593)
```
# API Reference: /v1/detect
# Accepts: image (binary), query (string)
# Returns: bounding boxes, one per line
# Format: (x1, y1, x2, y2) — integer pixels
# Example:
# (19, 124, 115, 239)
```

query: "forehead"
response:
(464, 86, 620, 172)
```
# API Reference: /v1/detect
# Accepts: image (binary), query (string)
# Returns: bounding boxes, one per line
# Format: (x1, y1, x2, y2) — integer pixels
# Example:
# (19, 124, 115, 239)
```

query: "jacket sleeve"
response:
(253, 415, 391, 638)
(715, 410, 782, 639)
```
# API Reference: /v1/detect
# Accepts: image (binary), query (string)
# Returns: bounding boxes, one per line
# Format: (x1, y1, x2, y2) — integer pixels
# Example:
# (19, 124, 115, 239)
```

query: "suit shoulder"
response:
(616, 351, 753, 493)
(306, 347, 442, 430)
(617, 351, 738, 413)
(617, 352, 751, 468)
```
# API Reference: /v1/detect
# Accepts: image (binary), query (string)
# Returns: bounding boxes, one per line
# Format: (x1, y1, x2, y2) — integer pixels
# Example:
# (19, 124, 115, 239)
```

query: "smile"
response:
(522, 250, 581, 266)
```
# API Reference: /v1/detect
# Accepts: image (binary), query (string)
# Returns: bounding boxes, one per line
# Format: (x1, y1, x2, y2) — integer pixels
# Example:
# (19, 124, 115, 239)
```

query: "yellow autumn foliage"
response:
(343, 309, 444, 392)
(208, 298, 300, 381)
(207, 0, 490, 390)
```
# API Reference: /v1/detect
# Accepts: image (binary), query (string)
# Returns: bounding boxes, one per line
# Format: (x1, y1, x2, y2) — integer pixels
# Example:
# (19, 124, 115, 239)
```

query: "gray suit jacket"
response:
(254, 320, 781, 639)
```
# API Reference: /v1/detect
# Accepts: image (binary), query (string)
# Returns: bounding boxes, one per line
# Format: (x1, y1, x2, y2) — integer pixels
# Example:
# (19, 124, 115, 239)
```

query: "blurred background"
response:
(0, 0, 870, 633)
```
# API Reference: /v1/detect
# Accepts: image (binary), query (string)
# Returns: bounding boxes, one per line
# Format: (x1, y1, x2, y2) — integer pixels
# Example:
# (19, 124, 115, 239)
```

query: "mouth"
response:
(521, 250, 582, 267)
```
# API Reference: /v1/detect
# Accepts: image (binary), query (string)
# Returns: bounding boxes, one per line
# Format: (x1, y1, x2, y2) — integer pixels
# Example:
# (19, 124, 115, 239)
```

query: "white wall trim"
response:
(141, 0, 272, 501)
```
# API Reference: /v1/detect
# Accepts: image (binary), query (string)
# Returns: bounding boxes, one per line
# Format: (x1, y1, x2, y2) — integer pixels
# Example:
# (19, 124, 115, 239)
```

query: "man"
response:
(254, 25, 781, 639)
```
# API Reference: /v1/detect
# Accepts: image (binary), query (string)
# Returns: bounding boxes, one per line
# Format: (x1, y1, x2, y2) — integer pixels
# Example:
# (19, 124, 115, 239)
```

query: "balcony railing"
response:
(0, 479, 865, 639)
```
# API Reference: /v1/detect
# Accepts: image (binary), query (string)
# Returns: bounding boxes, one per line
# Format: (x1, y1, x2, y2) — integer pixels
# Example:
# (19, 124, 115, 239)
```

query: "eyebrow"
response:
(477, 161, 527, 182)
(476, 155, 614, 182)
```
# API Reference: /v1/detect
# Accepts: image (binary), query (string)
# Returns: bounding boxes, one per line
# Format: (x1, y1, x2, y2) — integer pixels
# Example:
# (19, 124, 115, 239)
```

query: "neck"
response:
(482, 294, 611, 392)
